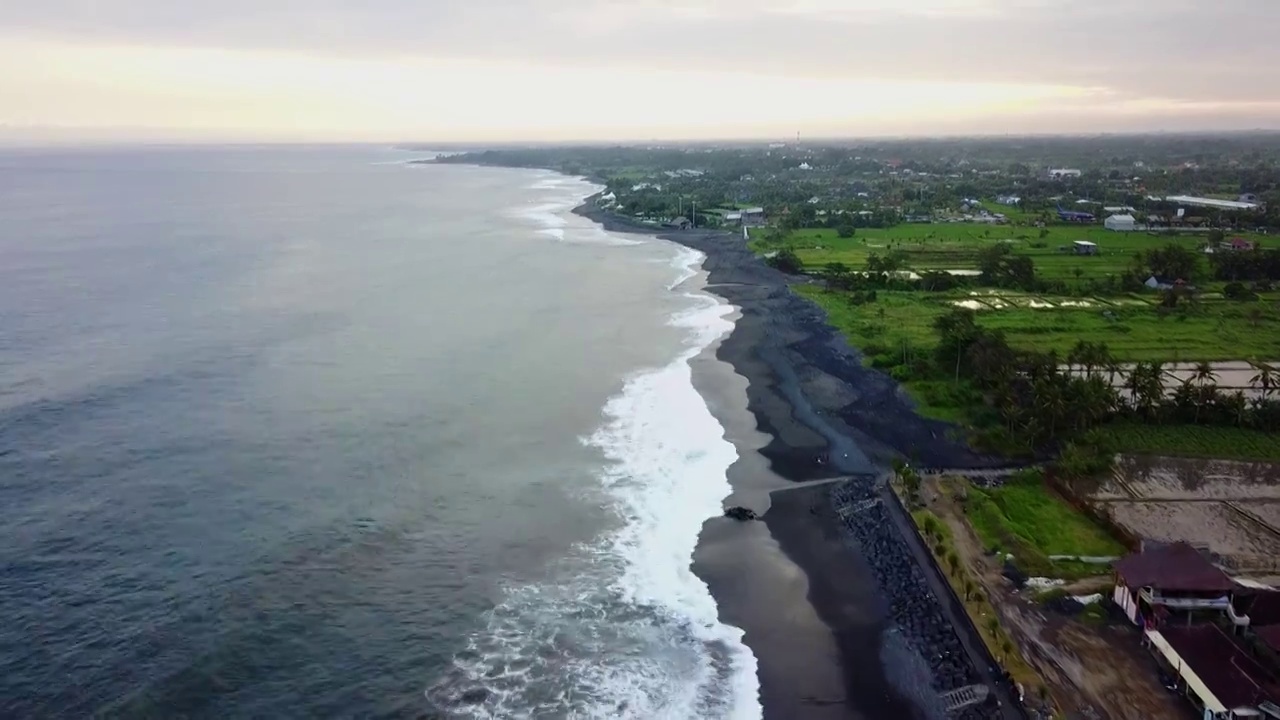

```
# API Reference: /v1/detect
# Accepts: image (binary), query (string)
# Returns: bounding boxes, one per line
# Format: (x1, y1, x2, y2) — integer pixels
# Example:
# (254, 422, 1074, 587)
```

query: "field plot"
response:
(1102, 424, 1280, 462)
(1104, 501, 1280, 565)
(1242, 501, 1280, 535)
(773, 223, 1272, 282)
(1106, 454, 1280, 500)
(1078, 455, 1280, 572)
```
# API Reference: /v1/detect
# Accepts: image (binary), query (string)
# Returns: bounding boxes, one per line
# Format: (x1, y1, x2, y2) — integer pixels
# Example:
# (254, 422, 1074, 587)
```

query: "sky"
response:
(2, 0, 1278, 143)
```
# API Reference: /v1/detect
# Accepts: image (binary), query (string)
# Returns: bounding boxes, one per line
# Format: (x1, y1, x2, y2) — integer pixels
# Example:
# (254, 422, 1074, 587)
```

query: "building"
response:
(1229, 238, 1258, 251)
(724, 211, 743, 223)
(740, 207, 766, 226)
(1104, 205, 1136, 213)
(1073, 240, 1099, 255)
(1113, 542, 1237, 627)
(1105, 213, 1139, 232)
(1240, 193, 1261, 204)
(1049, 168, 1082, 179)
(1165, 195, 1261, 211)
(997, 195, 1021, 205)
(664, 216, 691, 230)
(1144, 624, 1280, 719)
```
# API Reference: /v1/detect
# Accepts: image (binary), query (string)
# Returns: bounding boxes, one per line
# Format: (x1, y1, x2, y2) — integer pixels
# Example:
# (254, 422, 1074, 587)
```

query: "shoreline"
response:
(567, 198, 1027, 718)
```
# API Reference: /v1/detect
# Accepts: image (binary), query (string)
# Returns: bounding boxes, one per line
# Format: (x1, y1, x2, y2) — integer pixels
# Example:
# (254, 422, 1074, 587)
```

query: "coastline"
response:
(569, 197, 1029, 719)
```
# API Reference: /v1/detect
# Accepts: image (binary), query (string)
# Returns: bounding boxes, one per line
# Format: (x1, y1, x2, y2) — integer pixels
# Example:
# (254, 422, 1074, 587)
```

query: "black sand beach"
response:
(572, 200, 1026, 719)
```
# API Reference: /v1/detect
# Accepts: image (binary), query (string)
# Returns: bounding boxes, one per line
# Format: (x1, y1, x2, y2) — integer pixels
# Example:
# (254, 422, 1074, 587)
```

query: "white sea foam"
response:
(428, 243, 760, 720)
(509, 174, 640, 246)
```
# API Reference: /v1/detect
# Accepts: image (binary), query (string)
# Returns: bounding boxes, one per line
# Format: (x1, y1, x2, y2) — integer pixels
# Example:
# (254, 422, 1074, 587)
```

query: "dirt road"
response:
(923, 478, 1192, 720)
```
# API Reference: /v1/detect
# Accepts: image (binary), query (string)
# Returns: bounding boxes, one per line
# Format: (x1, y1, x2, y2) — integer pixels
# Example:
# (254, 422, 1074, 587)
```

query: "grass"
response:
(794, 284, 1280, 363)
(962, 471, 1125, 577)
(762, 222, 1271, 282)
(905, 502, 1046, 694)
(1103, 422, 1280, 462)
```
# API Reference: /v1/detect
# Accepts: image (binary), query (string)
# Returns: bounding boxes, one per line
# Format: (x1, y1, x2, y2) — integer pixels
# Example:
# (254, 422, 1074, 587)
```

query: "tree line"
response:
(928, 311, 1280, 460)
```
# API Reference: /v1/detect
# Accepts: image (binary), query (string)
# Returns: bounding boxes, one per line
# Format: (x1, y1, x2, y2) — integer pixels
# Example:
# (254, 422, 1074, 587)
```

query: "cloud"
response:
(1, 0, 1277, 139)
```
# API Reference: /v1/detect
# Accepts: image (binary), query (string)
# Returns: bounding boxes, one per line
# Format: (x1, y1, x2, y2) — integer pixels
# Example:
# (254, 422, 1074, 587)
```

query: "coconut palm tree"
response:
(1192, 361, 1218, 387)
(1251, 364, 1277, 399)
(1224, 391, 1249, 427)
(1193, 383, 1219, 424)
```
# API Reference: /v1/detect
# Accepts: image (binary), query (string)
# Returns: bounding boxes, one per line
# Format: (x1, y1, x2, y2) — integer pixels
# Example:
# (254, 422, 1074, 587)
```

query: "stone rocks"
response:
(829, 480, 1000, 719)
(724, 506, 758, 521)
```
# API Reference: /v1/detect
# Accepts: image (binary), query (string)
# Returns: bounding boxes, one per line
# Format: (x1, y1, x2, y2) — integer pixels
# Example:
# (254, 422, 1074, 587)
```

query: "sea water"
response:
(0, 146, 759, 718)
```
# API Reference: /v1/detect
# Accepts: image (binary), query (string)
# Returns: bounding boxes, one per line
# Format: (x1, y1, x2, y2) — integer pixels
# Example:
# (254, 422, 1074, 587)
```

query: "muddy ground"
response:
(921, 476, 1193, 720)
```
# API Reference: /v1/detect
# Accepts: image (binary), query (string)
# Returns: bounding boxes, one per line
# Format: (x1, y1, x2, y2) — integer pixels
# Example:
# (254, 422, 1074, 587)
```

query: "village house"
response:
(1145, 624, 1280, 719)
(1073, 240, 1098, 255)
(1113, 542, 1238, 628)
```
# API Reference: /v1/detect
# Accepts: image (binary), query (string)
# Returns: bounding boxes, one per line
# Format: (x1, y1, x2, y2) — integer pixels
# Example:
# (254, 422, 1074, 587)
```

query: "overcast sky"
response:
(2, 0, 1278, 142)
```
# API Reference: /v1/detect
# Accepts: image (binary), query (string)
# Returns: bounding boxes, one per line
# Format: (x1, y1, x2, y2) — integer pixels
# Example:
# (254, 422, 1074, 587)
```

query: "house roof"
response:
(1074, 240, 1097, 247)
(1115, 542, 1235, 592)
(1156, 624, 1280, 710)
(1257, 625, 1280, 653)
(1236, 590, 1280, 627)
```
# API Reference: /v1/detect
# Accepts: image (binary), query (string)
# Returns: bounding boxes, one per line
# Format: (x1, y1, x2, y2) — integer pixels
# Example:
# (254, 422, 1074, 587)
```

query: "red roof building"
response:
(1257, 626, 1280, 655)
(1234, 590, 1280, 628)
(1113, 542, 1237, 626)
(1146, 624, 1280, 718)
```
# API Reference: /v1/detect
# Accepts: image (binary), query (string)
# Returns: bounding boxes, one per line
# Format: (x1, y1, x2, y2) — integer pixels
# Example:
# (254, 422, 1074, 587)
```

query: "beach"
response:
(572, 199, 1024, 719)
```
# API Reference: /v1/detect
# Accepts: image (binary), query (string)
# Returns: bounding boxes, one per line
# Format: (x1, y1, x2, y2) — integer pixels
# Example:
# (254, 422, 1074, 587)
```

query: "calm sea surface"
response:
(0, 146, 757, 718)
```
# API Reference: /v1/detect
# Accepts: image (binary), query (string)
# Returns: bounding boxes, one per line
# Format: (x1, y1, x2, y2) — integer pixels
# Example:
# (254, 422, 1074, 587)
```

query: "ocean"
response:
(0, 146, 759, 718)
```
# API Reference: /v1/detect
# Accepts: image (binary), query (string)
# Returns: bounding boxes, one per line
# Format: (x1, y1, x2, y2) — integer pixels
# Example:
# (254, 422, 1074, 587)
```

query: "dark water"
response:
(0, 147, 756, 718)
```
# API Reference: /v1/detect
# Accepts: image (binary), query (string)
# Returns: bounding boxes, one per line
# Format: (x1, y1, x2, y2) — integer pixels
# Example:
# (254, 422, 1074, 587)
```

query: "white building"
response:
(1105, 213, 1139, 232)
(1164, 195, 1260, 211)
(1049, 168, 1082, 179)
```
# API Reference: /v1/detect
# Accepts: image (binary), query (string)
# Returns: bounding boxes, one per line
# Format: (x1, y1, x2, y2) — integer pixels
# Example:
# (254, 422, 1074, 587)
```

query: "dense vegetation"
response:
(436, 135, 1280, 470)
(433, 132, 1280, 231)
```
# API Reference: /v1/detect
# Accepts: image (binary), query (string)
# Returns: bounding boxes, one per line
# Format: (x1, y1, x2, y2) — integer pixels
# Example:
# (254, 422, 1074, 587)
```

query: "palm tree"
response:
(963, 579, 975, 601)
(921, 514, 940, 540)
(1192, 361, 1218, 387)
(1194, 383, 1219, 424)
(1251, 364, 1277, 399)
(1225, 391, 1249, 427)
(1001, 638, 1015, 663)
(985, 616, 1000, 640)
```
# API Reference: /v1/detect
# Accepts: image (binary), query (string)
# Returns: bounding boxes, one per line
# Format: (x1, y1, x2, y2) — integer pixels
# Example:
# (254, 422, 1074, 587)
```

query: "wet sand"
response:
(568, 200, 1025, 718)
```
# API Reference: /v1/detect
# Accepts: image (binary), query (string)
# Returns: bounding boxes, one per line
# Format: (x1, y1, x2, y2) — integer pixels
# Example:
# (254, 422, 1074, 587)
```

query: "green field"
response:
(964, 472, 1125, 577)
(1102, 423, 1280, 461)
(759, 223, 1270, 282)
(795, 284, 1280, 362)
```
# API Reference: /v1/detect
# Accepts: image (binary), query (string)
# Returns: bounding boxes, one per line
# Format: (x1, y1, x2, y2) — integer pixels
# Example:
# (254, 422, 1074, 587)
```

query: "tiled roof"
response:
(1115, 542, 1234, 592)
(1161, 624, 1280, 709)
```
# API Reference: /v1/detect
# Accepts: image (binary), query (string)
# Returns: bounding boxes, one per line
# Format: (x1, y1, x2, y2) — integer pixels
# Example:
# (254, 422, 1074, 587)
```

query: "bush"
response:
(765, 248, 803, 274)
(1223, 282, 1258, 301)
